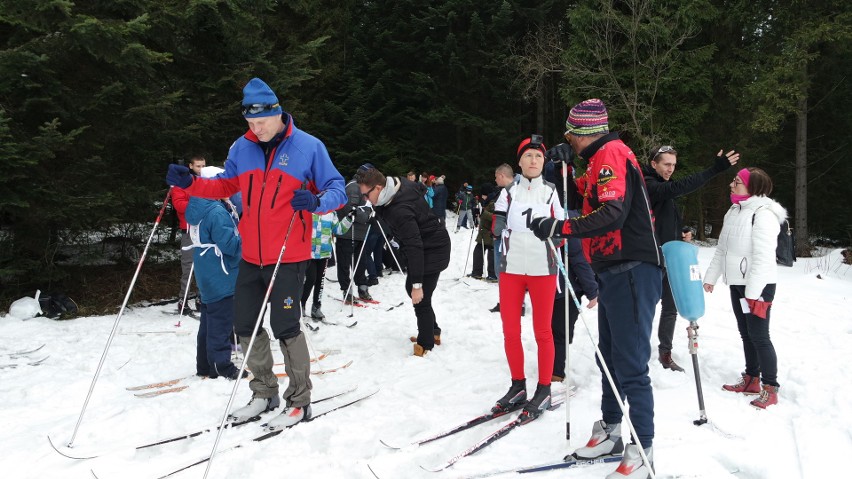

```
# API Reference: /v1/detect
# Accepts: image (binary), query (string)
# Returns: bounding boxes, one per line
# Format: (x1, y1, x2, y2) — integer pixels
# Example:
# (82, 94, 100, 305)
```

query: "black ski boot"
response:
(491, 379, 527, 415)
(520, 383, 551, 420)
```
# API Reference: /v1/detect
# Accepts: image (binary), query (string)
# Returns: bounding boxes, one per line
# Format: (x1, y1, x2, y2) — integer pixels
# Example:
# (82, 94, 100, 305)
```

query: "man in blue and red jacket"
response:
(530, 99, 662, 479)
(166, 77, 346, 429)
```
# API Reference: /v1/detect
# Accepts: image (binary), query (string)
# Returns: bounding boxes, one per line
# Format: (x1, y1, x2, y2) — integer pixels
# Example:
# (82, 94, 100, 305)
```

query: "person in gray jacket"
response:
(334, 165, 375, 303)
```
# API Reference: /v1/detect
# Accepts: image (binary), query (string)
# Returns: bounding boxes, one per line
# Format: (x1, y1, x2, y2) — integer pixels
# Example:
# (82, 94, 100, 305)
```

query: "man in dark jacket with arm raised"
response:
(643, 145, 739, 371)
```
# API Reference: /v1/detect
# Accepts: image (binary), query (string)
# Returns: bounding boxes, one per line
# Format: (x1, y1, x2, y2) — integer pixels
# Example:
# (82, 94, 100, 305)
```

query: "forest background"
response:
(1, 0, 850, 311)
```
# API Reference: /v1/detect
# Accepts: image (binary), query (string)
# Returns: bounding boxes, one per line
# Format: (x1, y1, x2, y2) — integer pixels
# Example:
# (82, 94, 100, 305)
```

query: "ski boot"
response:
(491, 379, 527, 415)
(570, 420, 624, 460)
(520, 384, 551, 421)
(606, 443, 653, 479)
(267, 404, 312, 430)
(310, 303, 325, 320)
(358, 285, 372, 301)
(228, 395, 280, 421)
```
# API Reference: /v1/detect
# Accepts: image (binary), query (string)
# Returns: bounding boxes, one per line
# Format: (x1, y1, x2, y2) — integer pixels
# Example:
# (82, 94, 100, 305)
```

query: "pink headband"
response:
(737, 168, 750, 189)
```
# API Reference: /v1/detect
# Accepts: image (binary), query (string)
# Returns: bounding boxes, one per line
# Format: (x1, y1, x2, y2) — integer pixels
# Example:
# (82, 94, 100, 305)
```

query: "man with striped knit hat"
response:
(529, 99, 663, 479)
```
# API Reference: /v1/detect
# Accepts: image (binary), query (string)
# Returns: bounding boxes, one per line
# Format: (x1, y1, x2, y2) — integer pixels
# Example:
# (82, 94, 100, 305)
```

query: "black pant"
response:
(301, 258, 328, 308)
(470, 242, 495, 278)
(336, 236, 367, 295)
(657, 271, 678, 353)
(552, 295, 580, 378)
(234, 260, 307, 341)
(730, 284, 779, 386)
(406, 272, 442, 350)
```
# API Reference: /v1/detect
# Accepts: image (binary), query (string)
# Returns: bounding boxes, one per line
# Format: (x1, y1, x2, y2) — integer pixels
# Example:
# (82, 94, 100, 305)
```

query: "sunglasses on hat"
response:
(241, 103, 280, 116)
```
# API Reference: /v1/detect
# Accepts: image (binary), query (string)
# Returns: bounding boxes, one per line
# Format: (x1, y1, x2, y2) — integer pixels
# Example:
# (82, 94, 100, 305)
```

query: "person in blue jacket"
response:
(184, 166, 244, 380)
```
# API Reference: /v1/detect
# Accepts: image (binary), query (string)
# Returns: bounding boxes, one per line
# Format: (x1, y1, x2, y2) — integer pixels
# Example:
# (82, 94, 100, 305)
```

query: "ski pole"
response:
(67, 187, 173, 448)
(687, 321, 708, 425)
(546, 239, 656, 479)
(345, 223, 372, 318)
(374, 219, 405, 275)
(203, 212, 298, 479)
(560, 160, 572, 441)
(177, 261, 195, 317)
(461, 226, 476, 277)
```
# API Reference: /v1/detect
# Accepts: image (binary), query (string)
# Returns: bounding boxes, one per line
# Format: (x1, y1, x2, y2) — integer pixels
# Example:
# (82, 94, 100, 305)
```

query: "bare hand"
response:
(412, 287, 424, 305)
(703, 283, 714, 293)
(719, 149, 740, 166)
(587, 297, 598, 309)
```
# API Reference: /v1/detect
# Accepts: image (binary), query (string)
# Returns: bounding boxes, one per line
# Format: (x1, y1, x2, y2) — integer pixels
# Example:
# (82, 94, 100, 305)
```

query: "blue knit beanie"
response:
(242, 78, 282, 118)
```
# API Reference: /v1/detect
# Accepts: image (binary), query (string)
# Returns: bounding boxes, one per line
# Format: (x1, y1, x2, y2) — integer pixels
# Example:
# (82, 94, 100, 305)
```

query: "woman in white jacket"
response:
(490, 135, 564, 420)
(703, 167, 785, 409)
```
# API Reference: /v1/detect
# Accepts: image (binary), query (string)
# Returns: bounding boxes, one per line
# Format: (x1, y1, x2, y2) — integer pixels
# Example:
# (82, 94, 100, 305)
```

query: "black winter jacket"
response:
(377, 178, 451, 283)
(642, 154, 731, 244)
(334, 179, 372, 242)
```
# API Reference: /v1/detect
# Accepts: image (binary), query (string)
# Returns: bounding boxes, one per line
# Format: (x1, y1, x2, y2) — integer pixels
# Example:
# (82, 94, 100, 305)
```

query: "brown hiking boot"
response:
(722, 373, 761, 395)
(413, 344, 427, 357)
(659, 350, 684, 372)
(750, 384, 779, 409)
(409, 335, 441, 346)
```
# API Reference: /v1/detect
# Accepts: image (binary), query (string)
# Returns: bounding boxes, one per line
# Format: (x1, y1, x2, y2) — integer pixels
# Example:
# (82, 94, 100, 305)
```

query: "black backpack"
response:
(38, 292, 79, 319)
(752, 211, 796, 267)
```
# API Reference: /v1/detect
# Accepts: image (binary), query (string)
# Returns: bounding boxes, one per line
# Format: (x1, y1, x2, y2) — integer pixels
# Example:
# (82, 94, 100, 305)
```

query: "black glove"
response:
(529, 217, 563, 241)
(356, 205, 375, 219)
(545, 143, 575, 165)
(166, 164, 193, 189)
(292, 190, 319, 211)
(713, 152, 732, 171)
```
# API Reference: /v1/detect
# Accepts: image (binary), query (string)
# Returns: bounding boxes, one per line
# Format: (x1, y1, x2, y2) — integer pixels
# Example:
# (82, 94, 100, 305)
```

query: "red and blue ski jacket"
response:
(185, 116, 346, 266)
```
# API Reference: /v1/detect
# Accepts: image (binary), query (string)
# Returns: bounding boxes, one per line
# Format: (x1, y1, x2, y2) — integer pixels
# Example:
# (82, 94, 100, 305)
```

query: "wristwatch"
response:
(412, 283, 423, 289)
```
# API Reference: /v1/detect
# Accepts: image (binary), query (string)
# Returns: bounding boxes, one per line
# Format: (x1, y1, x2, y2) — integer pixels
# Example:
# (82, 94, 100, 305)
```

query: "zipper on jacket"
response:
(270, 176, 283, 209)
(247, 175, 254, 209)
(636, 164, 661, 265)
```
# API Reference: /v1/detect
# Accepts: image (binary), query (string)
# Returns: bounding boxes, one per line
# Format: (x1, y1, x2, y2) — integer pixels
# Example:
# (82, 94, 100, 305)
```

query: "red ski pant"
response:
(499, 273, 557, 385)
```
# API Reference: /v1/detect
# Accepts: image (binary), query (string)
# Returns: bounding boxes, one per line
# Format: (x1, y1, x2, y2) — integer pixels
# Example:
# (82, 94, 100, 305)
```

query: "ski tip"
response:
(346, 321, 358, 328)
(47, 435, 99, 460)
(418, 463, 446, 473)
(367, 463, 382, 479)
(378, 439, 402, 450)
(90, 469, 101, 479)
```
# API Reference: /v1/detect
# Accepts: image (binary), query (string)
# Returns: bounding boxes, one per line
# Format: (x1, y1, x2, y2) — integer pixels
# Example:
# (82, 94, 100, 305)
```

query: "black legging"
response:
(405, 272, 441, 350)
(730, 284, 779, 387)
(301, 258, 329, 307)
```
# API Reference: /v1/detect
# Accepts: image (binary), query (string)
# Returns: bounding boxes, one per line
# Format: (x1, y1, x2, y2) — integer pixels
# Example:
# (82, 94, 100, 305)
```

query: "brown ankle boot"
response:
(409, 335, 441, 346)
(659, 350, 685, 372)
(722, 373, 761, 395)
(413, 344, 427, 357)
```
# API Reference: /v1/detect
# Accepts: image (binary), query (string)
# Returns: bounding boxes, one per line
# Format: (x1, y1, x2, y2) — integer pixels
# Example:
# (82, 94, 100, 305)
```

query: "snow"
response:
(1, 214, 850, 479)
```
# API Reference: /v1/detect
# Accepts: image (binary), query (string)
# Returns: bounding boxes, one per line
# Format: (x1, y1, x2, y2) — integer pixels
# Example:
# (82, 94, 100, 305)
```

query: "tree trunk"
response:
(794, 69, 809, 257)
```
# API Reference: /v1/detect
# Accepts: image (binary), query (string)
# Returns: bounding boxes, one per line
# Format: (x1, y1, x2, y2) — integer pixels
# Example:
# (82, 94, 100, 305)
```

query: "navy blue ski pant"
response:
(596, 261, 662, 448)
(196, 296, 236, 377)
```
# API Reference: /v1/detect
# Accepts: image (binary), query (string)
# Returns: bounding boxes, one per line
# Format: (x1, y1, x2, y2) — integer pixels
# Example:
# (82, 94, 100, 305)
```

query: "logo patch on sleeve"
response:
(597, 165, 616, 185)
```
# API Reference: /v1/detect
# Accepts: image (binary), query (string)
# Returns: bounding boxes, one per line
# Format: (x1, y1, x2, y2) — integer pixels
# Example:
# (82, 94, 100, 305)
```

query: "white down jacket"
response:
(494, 175, 564, 276)
(704, 195, 787, 299)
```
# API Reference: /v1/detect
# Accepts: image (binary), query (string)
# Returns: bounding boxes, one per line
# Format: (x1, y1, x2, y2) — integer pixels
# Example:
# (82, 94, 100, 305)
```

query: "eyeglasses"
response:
(241, 103, 280, 116)
(732, 178, 744, 185)
(361, 185, 377, 198)
(652, 145, 675, 161)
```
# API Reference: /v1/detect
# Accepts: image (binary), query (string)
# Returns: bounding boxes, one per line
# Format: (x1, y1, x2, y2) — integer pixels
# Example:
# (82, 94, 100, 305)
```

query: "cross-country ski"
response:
(2, 83, 846, 479)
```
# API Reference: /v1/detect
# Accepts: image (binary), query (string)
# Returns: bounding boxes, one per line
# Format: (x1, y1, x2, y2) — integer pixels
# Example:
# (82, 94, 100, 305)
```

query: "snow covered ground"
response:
(1, 213, 850, 479)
